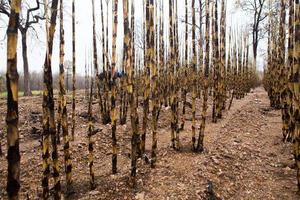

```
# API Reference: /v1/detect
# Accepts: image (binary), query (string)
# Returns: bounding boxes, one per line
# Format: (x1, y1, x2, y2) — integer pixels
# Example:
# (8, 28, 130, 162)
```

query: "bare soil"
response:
(0, 87, 299, 200)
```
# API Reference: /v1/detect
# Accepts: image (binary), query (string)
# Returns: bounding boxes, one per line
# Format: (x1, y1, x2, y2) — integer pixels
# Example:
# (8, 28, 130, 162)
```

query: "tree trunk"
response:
(168, 0, 176, 149)
(212, 0, 220, 123)
(6, 1, 21, 199)
(141, 0, 150, 155)
(180, 0, 188, 133)
(42, 0, 61, 198)
(71, 0, 76, 141)
(0, 144, 2, 157)
(0, 135, 2, 156)
(100, 0, 111, 125)
(111, 0, 119, 174)
(59, 0, 72, 194)
(286, 0, 295, 142)
(191, 0, 197, 150)
(252, 27, 258, 70)
(87, 59, 95, 189)
(293, 0, 300, 192)
(218, 0, 226, 118)
(21, 33, 32, 96)
(278, 0, 289, 140)
(147, 0, 158, 167)
(197, 0, 210, 152)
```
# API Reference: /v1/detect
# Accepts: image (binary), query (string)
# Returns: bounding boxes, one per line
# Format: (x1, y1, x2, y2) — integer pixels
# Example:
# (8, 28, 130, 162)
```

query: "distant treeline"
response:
(0, 71, 87, 93)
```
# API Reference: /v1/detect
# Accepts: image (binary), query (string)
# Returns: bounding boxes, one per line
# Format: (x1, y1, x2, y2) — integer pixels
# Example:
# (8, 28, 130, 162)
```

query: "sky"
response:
(0, 0, 263, 76)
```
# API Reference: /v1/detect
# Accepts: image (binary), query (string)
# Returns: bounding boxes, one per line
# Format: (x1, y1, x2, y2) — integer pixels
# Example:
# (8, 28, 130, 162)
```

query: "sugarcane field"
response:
(0, 0, 300, 199)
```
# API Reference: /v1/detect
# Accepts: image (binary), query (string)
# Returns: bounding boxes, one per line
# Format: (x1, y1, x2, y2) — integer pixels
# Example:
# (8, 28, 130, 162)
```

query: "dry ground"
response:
(0, 87, 299, 200)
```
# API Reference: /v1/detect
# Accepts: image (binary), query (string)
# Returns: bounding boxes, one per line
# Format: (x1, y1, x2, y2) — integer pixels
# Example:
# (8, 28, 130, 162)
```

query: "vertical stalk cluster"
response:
(4, 1, 263, 197)
(263, 0, 300, 191)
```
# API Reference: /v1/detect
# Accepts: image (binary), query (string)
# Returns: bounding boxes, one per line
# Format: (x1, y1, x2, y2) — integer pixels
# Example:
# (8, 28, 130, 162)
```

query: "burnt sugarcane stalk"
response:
(6, 0, 22, 199)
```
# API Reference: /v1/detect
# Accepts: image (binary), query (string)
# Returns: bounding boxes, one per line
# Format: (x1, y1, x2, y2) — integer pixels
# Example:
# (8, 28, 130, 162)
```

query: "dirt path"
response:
(135, 87, 298, 200)
(0, 88, 298, 200)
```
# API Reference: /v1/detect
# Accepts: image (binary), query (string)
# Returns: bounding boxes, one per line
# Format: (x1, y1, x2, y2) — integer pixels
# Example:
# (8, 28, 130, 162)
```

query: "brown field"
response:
(0, 88, 298, 199)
